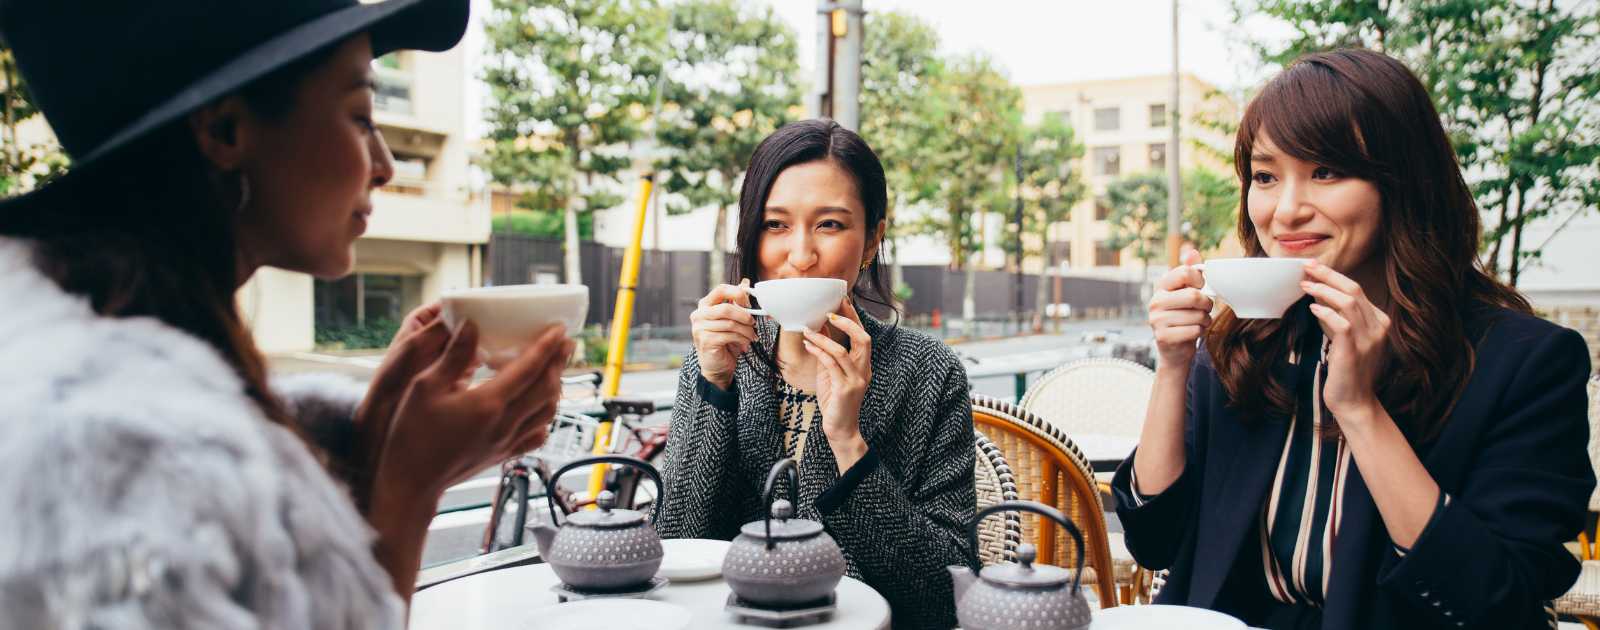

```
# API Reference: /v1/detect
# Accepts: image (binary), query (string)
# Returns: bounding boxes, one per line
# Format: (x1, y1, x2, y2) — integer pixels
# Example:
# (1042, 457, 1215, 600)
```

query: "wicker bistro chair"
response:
(970, 395, 1120, 607)
(974, 429, 1024, 566)
(1018, 357, 1155, 442)
(1555, 375, 1600, 628)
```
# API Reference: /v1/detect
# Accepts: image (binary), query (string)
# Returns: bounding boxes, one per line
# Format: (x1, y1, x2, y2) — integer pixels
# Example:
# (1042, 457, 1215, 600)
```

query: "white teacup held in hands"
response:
(440, 284, 589, 367)
(1193, 257, 1308, 319)
(739, 277, 849, 332)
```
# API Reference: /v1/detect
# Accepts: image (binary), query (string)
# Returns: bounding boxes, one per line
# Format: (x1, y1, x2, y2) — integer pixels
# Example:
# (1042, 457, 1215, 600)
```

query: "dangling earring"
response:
(235, 172, 252, 214)
(860, 259, 871, 270)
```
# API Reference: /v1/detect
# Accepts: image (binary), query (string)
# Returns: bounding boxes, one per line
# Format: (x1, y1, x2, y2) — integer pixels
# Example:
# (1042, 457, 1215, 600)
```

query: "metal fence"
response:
(487, 233, 1143, 334)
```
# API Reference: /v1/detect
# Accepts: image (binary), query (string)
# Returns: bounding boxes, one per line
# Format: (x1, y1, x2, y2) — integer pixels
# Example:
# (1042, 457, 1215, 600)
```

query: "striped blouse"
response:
(1132, 328, 1452, 610)
(777, 379, 821, 463)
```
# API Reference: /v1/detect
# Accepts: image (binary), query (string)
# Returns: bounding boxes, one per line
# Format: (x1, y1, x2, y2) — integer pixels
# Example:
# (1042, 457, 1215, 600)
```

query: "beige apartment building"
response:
(1021, 73, 1240, 281)
(239, 46, 490, 353)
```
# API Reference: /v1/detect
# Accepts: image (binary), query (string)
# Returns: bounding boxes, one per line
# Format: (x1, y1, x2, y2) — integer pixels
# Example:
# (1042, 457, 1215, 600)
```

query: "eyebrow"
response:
(765, 206, 854, 216)
(1250, 153, 1277, 163)
(351, 73, 377, 92)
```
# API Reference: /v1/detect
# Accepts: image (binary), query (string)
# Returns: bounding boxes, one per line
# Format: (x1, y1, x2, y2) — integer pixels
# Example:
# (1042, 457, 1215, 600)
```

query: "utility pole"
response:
(1013, 145, 1024, 334)
(811, 1, 863, 130)
(1165, 0, 1183, 268)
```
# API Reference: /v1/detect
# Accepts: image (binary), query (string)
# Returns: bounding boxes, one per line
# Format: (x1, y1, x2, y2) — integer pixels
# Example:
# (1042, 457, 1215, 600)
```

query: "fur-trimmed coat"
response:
(0, 237, 401, 629)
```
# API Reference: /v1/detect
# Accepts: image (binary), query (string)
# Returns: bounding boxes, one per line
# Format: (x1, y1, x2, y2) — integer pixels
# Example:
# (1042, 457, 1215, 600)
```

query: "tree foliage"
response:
(1229, 0, 1600, 285)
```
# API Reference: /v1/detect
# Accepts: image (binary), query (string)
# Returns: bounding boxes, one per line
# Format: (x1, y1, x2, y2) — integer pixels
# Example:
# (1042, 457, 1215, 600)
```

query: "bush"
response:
(315, 318, 401, 351)
(491, 209, 595, 239)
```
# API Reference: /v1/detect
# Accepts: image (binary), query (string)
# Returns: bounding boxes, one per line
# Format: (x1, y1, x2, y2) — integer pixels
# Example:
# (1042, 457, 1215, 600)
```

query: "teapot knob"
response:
(1017, 544, 1037, 569)
(596, 490, 616, 512)
(771, 499, 794, 521)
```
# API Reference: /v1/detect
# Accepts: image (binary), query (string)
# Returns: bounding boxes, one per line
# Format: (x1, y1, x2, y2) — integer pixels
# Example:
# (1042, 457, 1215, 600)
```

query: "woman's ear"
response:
(862, 219, 887, 264)
(187, 96, 256, 172)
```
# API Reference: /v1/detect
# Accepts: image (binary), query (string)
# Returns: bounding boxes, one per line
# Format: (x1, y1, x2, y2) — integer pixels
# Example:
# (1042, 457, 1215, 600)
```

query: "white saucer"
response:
(1092, 604, 1246, 629)
(657, 538, 730, 582)
(524, 599, 690, 630)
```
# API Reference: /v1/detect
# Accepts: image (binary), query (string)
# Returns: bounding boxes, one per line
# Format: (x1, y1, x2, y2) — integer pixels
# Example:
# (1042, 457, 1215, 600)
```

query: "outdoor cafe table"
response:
(1070, 432, 1140, 473)
(410, 562, 892, 630)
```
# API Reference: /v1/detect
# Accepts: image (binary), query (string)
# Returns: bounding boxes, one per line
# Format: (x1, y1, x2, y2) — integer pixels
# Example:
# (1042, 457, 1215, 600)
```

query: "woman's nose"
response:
(369, 128, 395, 189)
(786, 232, 817, 272)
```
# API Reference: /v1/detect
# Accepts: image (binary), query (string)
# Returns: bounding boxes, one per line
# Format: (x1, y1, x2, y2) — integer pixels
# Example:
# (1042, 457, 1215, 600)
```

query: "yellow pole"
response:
(585, 173, 654, 504)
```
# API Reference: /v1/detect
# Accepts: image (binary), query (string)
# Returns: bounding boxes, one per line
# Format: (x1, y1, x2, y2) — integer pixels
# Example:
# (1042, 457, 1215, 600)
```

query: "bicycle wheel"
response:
(485, 475, 529, 553)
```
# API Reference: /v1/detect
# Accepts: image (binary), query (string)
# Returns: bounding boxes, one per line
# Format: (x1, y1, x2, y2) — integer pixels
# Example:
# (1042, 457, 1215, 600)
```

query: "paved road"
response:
(267, 317, 1151, 567)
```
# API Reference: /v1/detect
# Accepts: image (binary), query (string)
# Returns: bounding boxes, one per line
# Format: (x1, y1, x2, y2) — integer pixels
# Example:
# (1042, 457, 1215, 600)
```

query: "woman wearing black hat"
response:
(0, 1, 569, 626)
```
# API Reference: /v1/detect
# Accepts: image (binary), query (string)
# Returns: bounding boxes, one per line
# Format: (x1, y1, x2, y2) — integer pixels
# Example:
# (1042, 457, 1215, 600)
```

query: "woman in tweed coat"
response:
(654, 119, 978, 630)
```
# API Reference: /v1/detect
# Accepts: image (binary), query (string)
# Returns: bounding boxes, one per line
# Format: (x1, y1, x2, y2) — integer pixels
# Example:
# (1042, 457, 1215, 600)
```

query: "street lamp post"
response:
(1013, 144, 1024, 335)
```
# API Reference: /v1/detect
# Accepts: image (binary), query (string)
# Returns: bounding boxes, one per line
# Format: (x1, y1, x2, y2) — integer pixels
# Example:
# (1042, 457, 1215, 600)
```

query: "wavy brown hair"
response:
(1205, 49, 1530, 442)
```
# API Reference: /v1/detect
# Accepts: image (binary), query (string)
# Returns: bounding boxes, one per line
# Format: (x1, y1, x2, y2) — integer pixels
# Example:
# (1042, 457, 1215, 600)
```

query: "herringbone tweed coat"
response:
(655, 314, 979, 630)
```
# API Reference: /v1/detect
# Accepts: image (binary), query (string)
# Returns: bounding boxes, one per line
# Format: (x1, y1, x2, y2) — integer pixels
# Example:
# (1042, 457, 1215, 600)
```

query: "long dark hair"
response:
(0, 46, 341, 440)
(1206, 48, 1529, 442)
(732, 118, 896, 315)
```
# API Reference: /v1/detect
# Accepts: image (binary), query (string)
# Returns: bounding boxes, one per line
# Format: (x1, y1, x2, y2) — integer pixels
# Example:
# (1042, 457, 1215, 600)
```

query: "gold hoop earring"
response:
(860, 260, 871, 270)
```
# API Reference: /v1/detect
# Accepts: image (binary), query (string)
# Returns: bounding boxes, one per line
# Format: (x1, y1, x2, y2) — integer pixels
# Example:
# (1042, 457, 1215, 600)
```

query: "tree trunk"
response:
(710, 202, 728, 288)
(963, 260, 978, 338)
(1033, 244, 1052, 333)
(1509, 184, 1528, 286)
(563, 199, 583, 285)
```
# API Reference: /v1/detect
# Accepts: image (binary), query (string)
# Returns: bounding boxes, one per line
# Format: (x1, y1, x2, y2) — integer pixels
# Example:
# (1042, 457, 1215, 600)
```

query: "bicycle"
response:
(479, 377, 670, 554)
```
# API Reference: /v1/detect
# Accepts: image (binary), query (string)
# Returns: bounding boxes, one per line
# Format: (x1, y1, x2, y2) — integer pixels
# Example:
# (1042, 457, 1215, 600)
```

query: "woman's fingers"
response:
(1309, 302, 1352, 337)
(699, 332, 753, 354)
(422, 321, 481, 387)
(1151, 308, 1212, 329)
(1154, 324, 1205, 346)
(1301, 281, 1364, 328)
(803, 337, 852, 386)
(480, 325, 568, 401)
(705, 302, 757, 327)
(696, 316, 759, 340)
(698, 282, 752, 310)
(1151, 287, 1212, 312)
(826, 311, 872, 360)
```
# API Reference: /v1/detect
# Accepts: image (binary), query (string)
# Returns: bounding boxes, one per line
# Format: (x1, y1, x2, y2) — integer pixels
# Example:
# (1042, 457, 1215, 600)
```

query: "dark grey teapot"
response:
(949, 500, 1093, 630)
(528, 455, 664, 592)
(722, 459, 847, 606)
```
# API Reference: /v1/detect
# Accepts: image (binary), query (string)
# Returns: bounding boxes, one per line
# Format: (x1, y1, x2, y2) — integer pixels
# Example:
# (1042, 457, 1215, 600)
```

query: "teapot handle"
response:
(544, 455, 665, 527)
(969, 500, 1087, 593)
(760, 459, 799, 551)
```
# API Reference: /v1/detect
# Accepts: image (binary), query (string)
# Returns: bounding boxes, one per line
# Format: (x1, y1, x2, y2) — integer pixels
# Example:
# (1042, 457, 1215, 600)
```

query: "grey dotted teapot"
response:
(722, 459, 848, 607)
(528, 455, 664, 592)
(949, 500, 1093, 630)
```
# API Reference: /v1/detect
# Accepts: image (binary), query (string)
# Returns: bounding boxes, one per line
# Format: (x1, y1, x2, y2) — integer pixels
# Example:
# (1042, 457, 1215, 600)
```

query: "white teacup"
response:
(440, 284, 589, 367)
(1195, 258, 1308, 319)
(741, 278, 849, 332)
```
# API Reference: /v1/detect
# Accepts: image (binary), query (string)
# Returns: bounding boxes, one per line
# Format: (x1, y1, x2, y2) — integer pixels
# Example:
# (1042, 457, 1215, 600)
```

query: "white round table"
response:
(1070, 432, 1140, 471)
(410, 563, 892, 630)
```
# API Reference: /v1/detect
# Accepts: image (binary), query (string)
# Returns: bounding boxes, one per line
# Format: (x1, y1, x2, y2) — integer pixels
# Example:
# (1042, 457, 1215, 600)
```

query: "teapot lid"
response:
(563, 491, 647, 529)
(978, 545, 1074, 589)
(738, 499, 824, 541)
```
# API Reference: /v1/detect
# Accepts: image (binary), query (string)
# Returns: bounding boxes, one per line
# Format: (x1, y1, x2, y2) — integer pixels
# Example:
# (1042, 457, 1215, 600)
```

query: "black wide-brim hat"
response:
(0, 0, 469, 179)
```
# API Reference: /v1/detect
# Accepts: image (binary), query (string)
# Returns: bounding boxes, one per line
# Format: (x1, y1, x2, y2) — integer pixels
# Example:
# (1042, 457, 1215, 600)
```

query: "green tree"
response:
(1005, 114, 1087, 331)
(860, 10, 946, 299)
(1229, 0, 1600, 286)
(480, 0, 663, 285)
(1104, 171, 1169, 282)
(654, 0, 801, 288)
(906, 53, 1022, 331)
(1182, 166, 1239, 253)
(1105, 168, 1237, 281)
(0, 47, 65, 195)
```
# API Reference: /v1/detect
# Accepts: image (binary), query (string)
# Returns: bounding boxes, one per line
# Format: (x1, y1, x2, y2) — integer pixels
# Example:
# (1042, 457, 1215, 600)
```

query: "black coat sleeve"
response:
(1111, 349, 1212, 571)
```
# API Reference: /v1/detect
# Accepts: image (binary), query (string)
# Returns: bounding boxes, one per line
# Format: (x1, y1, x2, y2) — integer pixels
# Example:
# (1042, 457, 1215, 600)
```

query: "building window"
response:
(1093, 146, 1121, 177)
(1095, 243, 1122, 267)
(1049, 241, 1071, 265)
(373, 53, 413, 115)
(1094, 199, 1111, 221)
(1148, 142, 1167, 171)
(1093, 107, 1120, 132)
(1150, 103, 1168, 128)
(384, 151, 431, 195)
(314, 273, 424, 340)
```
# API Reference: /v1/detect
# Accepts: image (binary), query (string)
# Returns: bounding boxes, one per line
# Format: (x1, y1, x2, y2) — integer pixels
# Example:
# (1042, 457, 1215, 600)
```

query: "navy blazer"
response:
(1113, 306, 1594, 630)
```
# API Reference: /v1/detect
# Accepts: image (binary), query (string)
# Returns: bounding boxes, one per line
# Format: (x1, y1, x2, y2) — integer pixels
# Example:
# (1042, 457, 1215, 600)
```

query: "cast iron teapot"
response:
(529, 455, 665, 592)
(949, 500, 1093, 630)
(722, 459, 848, 606)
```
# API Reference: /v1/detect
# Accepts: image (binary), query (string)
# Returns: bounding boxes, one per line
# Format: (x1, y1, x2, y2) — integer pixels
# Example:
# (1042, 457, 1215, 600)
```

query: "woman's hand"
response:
(391, 301, 443, 349)
(802, 299, 872, 471)
(368, 320, 574, 502)
(1148, 247, 1214, 371)
(690, 279, 759, 390)
(1301, 259, 1391, 422)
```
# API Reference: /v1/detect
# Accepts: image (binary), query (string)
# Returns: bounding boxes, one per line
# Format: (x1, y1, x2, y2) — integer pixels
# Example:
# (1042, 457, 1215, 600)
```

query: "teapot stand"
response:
(724, 592, 837, 628)
(551, 577, 669, 603)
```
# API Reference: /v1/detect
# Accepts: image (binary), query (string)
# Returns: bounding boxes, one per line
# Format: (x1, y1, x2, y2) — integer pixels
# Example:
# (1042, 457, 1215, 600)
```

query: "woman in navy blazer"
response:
(1115, 49, 1593, 630)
